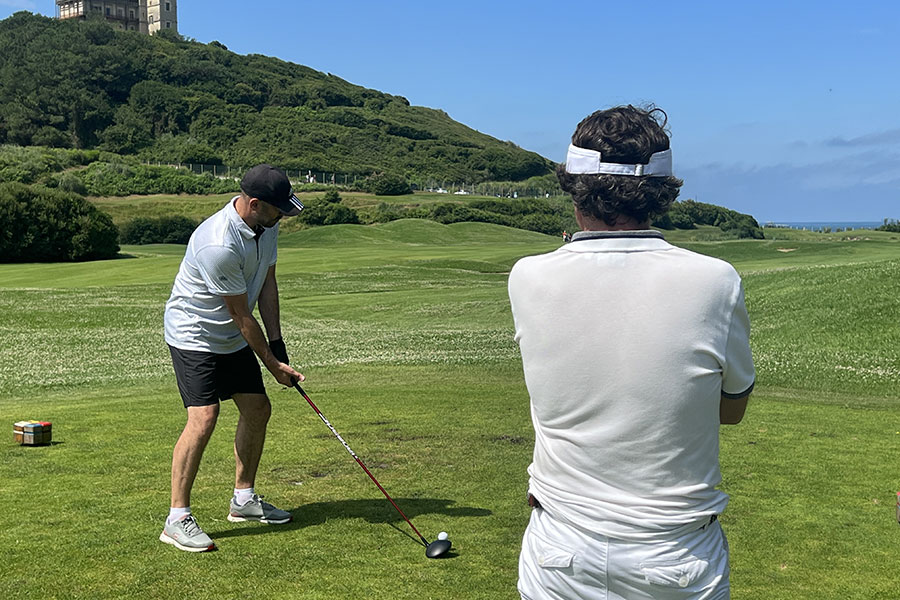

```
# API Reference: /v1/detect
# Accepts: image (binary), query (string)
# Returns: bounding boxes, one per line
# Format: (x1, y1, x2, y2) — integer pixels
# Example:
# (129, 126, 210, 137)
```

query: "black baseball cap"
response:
(240, 164, 304, 216)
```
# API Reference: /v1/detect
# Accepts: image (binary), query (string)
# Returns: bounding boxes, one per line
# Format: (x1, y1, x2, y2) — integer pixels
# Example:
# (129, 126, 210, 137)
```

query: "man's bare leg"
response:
(228, 393, 291, 523)
(232, 393, 271, 489)
(170, 403, 220, 508)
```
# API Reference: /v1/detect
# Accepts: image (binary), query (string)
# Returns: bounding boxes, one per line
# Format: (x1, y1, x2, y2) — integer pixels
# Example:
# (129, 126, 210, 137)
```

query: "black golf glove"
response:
(270, 338, 289, 364)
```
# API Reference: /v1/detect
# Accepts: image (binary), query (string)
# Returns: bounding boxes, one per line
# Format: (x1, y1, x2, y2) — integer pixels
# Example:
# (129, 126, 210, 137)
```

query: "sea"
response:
(764, 221, 884, 232)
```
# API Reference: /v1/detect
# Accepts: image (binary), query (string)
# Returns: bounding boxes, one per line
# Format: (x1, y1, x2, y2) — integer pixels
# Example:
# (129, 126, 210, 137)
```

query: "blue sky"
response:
(2, 0, 898, 221)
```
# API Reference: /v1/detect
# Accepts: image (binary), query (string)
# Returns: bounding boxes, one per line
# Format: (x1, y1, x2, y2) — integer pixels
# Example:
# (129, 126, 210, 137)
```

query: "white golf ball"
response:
(437, 531, 448, 541)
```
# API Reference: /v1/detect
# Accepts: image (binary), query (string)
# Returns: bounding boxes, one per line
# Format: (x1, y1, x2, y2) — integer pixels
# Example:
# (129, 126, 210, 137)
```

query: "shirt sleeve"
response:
(269, 223, 279, 267)
(194, 245, 247, 296)
(507, 259, 528, 345)
(722, 280, 755, 398)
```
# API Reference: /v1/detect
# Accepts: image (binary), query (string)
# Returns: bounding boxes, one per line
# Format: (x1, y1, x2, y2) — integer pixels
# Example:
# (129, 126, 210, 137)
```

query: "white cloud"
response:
(825, 129, 900, 148)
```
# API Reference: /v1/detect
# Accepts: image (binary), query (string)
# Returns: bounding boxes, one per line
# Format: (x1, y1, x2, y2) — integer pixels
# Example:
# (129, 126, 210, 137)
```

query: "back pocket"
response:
(532, 535, 575, 570)
(640, 555, 711, 590)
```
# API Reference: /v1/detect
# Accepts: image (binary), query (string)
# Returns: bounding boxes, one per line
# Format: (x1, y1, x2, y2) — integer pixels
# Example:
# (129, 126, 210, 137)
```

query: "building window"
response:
(129, 9, 134, 18)
(59, 1, 85, 18)
(165, 2, 170, 11)
(149, 15, 154, 24)
(166, 21, 171, 28)
(105, 7, 110, 15)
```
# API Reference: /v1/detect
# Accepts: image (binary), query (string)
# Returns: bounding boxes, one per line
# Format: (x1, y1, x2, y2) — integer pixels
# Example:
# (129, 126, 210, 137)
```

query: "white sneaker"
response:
(227, 494, 292, 524)
(159, 515, 216, 552)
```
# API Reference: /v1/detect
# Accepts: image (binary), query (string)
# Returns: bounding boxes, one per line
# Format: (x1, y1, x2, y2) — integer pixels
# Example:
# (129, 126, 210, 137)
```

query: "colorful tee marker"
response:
(13, 421, 52, 445)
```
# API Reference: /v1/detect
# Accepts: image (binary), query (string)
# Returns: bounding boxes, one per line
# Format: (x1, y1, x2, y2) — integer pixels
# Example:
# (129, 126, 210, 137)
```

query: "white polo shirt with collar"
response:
(508, 229, 755, 542)
(164, 197, 279, 354)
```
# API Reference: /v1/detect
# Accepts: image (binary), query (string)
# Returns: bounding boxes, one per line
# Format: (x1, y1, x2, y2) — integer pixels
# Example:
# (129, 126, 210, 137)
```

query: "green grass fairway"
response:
(88, 190, 543, 229)
(2, 219, 899, 599)
(90, 193, 237, 227)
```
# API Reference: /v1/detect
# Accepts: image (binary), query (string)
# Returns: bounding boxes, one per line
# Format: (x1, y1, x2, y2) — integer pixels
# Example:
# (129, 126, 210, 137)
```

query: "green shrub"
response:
(366, 172, 412, 196)
(670, 211, 695, 229)
(664, 199, 763, 238)
(32, 126, 69, 148)
(878, 219, 900, 233)
(139, 134, 224, 165)
(719, 215, 765, 239)
(43, 171, 89, 195)
(77, 162, 235, 196)
(0, 182, 119, 262)
(298, 190, 360, 226)
(0, 147, 59, 184)
(518, 212, 566, 235)
(366, 202, 422, 224)
(362, 197, 571, 234)
(322, 189, 341, 203)
(120, 216, 198, 245)
(440, 198, 568, 234)
(292, 182, 336, 193)
(0, 146, 103, 184)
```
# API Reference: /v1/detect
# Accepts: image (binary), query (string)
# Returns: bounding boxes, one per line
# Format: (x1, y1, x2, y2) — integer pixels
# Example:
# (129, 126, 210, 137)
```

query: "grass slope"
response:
(89, 193, 236, 227)
(1, 221, 899, 599)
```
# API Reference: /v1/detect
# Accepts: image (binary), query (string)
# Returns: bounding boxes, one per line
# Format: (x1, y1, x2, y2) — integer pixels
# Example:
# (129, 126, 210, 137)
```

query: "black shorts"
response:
(168, 344, 266, 408)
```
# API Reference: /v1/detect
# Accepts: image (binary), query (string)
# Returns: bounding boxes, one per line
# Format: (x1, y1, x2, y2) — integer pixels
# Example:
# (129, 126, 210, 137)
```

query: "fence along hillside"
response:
(153, 161, 565, 199)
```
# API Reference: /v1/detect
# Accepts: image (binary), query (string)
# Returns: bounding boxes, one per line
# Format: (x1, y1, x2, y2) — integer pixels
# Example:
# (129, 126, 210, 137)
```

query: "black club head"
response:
(425, 538, 452, 559)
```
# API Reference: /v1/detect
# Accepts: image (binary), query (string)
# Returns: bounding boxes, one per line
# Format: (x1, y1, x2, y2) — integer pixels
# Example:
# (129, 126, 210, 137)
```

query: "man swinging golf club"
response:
(509, 106, 755, 598)
(161, 164, 305, 552)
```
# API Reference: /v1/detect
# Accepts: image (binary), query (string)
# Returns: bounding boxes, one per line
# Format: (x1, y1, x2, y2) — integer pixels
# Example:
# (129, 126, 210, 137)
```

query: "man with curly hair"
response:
(508, 106, 755, 599)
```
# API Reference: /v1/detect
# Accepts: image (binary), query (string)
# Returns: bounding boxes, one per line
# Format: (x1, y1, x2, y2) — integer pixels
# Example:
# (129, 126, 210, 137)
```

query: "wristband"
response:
(270, 338, 289, 364)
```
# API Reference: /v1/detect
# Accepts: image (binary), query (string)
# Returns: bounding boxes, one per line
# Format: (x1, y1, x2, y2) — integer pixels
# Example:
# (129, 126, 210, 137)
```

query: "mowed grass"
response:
(1, 219, 900, 599)
(90, 193, 237, 227)
(88, 190, 538, 230)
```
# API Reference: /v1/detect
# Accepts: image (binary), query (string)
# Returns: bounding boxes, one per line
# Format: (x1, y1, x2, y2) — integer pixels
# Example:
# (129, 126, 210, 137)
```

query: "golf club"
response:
(292, 381, 453, 559)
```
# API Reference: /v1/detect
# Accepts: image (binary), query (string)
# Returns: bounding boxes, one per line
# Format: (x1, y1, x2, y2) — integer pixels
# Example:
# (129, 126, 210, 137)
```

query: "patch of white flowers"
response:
(0, 285, 519, 395)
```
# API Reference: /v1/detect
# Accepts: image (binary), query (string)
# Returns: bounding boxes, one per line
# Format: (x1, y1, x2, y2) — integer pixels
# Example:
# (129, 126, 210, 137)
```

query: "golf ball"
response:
(437, 531, 448, 541)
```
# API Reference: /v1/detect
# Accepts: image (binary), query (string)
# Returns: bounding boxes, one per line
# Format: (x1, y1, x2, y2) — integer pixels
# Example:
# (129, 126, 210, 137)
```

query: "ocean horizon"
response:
(764, 221, 884, 231)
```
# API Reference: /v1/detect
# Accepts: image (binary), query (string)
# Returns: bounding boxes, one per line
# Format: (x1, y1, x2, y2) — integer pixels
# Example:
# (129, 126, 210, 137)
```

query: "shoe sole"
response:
(159, 531, 217, 552)
(227, 513, 292, 525)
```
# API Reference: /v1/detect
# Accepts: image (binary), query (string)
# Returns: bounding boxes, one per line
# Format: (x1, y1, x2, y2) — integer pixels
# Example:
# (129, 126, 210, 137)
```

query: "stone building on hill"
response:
(55, 0, 177, 35)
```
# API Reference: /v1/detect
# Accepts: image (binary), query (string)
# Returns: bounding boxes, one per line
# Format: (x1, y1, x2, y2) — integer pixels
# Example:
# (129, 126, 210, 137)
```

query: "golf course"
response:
(1, 204, 899, 599)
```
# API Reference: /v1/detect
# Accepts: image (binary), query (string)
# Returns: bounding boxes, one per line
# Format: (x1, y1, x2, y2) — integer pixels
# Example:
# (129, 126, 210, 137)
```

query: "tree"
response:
(127, 81, 190, 138)
(120, 215, 197, 244)
(366, 172, 412, 196)
(0, 182, 119, 262)
(297, 190, 360, 226)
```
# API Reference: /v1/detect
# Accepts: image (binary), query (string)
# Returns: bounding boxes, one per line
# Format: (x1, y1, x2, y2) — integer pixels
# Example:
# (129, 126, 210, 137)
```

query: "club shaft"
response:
(293, 382, 428, 546)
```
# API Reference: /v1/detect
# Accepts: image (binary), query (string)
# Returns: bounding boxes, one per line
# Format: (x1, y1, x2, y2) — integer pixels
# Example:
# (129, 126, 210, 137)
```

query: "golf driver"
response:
(292, 381, 452, 559)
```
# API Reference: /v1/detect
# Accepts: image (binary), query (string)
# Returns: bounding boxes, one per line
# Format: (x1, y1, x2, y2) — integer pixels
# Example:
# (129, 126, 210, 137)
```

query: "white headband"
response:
(565, 144, 673, 176)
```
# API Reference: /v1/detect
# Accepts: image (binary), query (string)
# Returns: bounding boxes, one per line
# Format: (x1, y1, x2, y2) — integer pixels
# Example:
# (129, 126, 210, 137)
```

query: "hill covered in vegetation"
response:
(0, 12, 553, 183)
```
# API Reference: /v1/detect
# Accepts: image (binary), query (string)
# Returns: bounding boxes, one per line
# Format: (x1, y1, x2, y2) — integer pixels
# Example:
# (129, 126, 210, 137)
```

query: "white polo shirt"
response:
(164, 198, 279, 354)
(508, 230, 755, 542)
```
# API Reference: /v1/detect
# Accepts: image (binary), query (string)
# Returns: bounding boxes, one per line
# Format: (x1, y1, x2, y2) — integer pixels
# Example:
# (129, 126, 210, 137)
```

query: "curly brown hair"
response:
(557, 105, 682, 226)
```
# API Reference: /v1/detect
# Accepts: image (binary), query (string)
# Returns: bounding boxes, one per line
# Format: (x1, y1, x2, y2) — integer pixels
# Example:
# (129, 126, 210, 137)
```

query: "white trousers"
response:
(518, 507, 730, 600)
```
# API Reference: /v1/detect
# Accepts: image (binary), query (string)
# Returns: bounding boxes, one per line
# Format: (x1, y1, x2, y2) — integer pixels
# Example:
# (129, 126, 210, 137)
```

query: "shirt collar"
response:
(566, 229, 672, 252)
(226, 196, 258, 240)
(570, 229, 664, 241)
